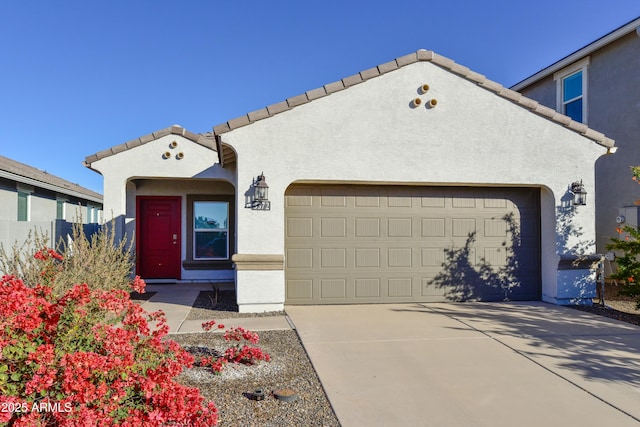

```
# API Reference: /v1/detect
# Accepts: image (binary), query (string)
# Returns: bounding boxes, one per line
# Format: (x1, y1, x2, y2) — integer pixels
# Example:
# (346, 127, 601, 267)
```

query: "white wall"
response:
(90, 134, 236, 281)
(91, 134, 235, 235)
(221, 60, 605, 306)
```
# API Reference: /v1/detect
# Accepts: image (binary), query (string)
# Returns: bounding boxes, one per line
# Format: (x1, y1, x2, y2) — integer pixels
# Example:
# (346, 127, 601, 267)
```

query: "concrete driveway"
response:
(285, 302, 640, 427)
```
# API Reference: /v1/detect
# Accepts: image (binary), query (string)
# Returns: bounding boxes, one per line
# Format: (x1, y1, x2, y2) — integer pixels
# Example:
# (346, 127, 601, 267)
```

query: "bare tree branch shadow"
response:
(556, 188, 594, 255)
(429, 213, 527, 301)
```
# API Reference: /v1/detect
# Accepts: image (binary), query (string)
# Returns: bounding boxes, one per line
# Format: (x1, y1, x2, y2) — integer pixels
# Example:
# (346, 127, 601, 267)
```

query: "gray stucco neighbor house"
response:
(0, 155, 103, 251)
(512, 17, 640, 264)
(85, 49, 615, 313)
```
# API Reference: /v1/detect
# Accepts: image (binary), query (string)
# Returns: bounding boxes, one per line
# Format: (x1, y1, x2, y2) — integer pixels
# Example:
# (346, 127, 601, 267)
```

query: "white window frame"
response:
(193, 201, 229, 260)
(87, 204, 99, 224)
(554, 57, 590, 124)
(56, 197, 68, 220)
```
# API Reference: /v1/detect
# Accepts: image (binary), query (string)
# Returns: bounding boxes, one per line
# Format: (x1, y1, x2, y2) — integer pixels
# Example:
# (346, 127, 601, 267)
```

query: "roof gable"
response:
(212, 49, 613, 166)
(85, 49, 615, 170)
(84, 125, 217, 166)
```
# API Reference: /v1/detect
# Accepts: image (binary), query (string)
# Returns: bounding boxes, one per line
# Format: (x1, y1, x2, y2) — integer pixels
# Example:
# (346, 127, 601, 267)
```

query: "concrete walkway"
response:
(140, 284, 292, 334)
(286, 302, 640, 427)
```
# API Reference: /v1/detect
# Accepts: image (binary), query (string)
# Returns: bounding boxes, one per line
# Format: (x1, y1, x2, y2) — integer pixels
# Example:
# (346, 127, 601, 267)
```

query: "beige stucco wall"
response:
(220, 60, 606, 308)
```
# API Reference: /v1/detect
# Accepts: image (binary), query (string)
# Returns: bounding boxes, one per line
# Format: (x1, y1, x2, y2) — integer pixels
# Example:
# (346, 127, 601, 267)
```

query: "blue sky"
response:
(1, 1, 639, 193)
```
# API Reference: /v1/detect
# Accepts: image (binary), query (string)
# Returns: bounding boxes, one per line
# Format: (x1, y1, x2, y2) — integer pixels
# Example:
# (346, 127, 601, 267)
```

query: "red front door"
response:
(137, 196, 181, 280)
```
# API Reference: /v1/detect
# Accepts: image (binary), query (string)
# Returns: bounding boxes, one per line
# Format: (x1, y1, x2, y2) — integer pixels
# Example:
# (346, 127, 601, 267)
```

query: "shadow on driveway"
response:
(287, 302, 640, 427)
(412, 302, 640, 386)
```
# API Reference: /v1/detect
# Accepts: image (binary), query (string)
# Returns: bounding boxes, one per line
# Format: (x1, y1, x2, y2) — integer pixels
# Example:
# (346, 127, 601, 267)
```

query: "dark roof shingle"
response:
(0, 156, 102, 202)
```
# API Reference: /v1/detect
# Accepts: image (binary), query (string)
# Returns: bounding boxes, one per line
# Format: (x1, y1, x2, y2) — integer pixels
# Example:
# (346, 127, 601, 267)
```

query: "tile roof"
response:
(212, 49, 614, 149)
(0, 155, 102, 202)
(84, 49, 615, 168)
(83, 125, 217, 165)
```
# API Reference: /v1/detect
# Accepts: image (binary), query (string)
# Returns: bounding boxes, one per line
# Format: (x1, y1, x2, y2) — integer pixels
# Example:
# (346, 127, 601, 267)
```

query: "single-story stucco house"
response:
(84, 50, 615, 313)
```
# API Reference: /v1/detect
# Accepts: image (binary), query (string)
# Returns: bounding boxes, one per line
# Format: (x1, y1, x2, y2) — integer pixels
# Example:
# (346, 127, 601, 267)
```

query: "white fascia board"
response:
(511, 17, 640, 91)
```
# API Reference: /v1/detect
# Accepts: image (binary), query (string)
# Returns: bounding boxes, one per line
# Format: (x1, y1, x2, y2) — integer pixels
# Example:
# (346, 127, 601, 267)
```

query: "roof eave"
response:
(511, 17, 640, 91)
(84, 125, 218, 166)
(0, 170, 103, 204)
(212, 49, 615, 151)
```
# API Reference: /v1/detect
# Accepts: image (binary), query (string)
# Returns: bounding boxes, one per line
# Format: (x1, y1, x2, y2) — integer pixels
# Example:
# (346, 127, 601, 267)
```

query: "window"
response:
(554, 57, 589, 124)
(57, 200, 65, 220)
(184, 195, 234, 270)
(17, 191, 29, 221)
(193, 201, 229, 260)
(562, 71, 583, 122)
(87, 205, 97, 223)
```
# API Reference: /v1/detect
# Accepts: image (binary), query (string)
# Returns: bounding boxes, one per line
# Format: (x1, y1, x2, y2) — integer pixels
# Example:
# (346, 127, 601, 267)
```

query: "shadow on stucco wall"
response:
(556, 188, 594, 256)
(429, 213, 524, 301)
(556, 189, 600, 303)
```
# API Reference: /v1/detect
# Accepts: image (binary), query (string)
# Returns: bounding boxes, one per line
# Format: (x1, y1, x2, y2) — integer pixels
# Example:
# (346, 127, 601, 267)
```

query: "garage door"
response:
(285, 185, 540, 304)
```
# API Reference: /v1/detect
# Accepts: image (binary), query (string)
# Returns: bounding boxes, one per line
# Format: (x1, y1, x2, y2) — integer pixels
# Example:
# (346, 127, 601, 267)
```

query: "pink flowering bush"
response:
(0, 249, 218, 426)
(199, 322, 271, 373)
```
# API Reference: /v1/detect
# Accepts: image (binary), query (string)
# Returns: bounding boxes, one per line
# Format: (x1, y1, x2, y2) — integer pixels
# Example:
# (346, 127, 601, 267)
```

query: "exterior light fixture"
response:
(252, 172, 270, 210)
(571, 180, 587, 206)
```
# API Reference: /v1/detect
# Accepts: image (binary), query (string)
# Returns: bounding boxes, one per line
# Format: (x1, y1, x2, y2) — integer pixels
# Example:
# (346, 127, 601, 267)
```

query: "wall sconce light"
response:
(252, 172, 270, 210)
(571, 180, 587, 206)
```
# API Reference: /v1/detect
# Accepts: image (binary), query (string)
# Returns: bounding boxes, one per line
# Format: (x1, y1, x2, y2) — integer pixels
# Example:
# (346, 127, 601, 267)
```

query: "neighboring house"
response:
(85, 49, 614, 312)
(0, 155, 103, 251)
(512, 17, 640, 259)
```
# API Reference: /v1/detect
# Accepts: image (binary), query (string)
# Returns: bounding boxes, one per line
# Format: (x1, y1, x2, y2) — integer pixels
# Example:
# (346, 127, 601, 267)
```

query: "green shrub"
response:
(606, 165, 640, 309)
(606, 225, 640, 308)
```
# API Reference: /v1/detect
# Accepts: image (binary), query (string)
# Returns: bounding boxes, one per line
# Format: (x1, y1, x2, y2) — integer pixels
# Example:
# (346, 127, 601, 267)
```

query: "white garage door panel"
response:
(285, 185, 541, 304)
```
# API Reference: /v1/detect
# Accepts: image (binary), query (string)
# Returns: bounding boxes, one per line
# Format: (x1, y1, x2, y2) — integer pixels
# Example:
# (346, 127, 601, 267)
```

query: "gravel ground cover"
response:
(187, 290, 285, 320)
(171, 290, 338, 426)
(171, 330, 339, 427)
(572, 282, 640, 326)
